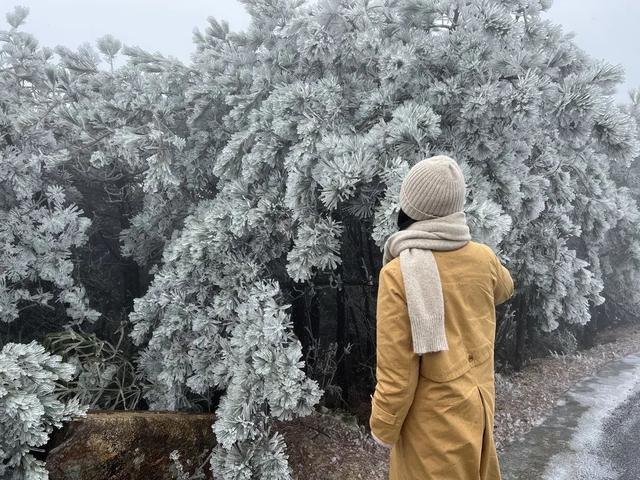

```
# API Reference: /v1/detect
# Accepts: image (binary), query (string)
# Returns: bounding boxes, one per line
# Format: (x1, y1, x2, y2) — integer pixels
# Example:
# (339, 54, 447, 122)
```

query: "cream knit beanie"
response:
(399, 155, 466, 220)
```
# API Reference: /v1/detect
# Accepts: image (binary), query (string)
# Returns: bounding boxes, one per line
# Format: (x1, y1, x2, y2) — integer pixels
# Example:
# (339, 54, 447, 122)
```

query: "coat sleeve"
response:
(369, 260, 420, 446)
(492, 251, 514, 306)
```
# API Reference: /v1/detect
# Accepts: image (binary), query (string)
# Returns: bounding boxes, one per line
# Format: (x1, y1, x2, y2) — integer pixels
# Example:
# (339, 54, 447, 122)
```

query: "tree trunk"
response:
(290, 288, 307, 354)
(514, 294, 528, 371)
(335, 271, 349, 406)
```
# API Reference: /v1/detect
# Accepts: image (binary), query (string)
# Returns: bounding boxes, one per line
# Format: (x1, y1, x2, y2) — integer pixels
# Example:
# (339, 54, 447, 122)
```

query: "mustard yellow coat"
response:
(369, 241, 514, 480)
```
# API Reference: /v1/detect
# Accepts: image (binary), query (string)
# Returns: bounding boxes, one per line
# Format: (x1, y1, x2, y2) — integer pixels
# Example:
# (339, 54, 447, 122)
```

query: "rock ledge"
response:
(46, 410, 216, 480)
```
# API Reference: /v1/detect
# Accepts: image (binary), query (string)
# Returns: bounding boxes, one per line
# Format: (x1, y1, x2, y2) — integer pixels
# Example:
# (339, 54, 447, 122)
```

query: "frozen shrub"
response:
(0, 341, 87, 480)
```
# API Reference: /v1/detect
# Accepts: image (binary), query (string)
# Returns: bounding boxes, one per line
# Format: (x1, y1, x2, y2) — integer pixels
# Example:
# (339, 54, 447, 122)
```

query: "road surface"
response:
(600, 389, 640, 480)
(499, 353, 640, 480)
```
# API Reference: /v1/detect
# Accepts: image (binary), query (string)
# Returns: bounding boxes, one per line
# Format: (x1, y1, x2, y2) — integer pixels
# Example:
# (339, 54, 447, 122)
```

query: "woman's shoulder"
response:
(433, 240, 498, 270)
(380, 257, 402, 276)
(378, 257, 407, 299)
(464, 241, 502, 269)
(466, 240, 496, 256)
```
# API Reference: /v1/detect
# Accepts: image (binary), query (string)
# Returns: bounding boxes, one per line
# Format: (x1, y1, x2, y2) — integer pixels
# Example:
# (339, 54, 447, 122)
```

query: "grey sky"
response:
(548, 0, 640, 101)
(2, 0, 251, 61)
(3, 1, 638, 100)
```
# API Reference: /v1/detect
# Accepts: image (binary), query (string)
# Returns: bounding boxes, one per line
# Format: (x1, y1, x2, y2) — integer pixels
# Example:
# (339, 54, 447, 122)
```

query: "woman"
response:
(369, 155, 514, 480)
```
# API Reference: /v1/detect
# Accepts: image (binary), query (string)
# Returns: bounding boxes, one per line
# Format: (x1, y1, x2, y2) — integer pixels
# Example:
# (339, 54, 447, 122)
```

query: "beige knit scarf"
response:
(382, 212, 471, 354)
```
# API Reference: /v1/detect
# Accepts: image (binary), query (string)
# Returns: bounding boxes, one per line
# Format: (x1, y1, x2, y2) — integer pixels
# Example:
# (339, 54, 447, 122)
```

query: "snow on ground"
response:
(495, 324, 640, 451)
(542, 354, 640, 479)
(501, 352, 640, 480)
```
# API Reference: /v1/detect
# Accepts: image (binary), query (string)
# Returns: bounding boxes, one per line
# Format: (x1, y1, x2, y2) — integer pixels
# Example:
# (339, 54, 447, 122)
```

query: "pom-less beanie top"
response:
(399, 155, 466, 220)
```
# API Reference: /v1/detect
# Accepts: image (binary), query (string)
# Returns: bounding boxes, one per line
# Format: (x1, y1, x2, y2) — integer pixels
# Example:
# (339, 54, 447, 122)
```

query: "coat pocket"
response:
(371, 396, 397, 426)
(420, 355, 471, 383)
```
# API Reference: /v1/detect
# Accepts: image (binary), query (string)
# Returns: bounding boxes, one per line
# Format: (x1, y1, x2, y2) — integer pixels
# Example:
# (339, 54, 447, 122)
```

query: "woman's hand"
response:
(371, 431, 393, 449)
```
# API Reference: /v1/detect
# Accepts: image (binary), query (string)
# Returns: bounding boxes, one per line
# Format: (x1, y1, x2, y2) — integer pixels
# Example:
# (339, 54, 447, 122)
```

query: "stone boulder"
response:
(46, 410, 216, 480)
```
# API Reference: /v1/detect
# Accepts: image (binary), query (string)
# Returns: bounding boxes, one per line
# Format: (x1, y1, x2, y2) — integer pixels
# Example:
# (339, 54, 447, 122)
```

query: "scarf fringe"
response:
(411, 314, 449, 353)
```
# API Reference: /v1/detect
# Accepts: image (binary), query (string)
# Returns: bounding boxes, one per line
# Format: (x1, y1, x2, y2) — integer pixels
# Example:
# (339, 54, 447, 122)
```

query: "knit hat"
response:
(399, 155, 466, 220)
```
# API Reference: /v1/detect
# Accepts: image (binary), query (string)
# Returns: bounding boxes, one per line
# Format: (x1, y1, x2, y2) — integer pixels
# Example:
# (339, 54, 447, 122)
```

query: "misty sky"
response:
(3, 1, 639, 100)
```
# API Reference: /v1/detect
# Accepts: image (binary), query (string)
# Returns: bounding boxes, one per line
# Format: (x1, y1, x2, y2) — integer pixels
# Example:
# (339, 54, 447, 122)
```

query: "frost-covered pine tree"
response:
(0, 3, 635, 479)
(128, 1, 640, 476)
(1, 0, 635, 478)
(600, 88, 640, 317)
(51, 40, 202, 269)
(0, 7, 99, 327)
(1, 9, 96, 479)
(0, 341, 86, 480)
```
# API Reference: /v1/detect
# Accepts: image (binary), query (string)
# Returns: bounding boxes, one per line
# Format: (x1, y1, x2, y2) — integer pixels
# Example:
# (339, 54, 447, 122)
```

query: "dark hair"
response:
(397, 208, 417, 231)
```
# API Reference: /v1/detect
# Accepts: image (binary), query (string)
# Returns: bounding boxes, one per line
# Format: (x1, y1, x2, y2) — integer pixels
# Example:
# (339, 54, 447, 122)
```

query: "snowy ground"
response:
(500, 353, 640, 480)
(494, 323, 640, 451)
